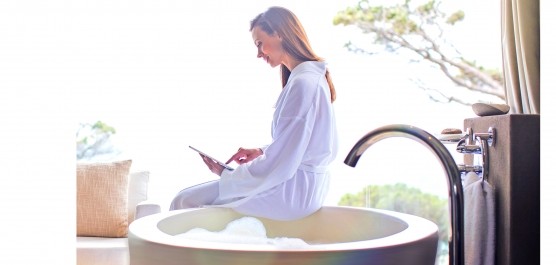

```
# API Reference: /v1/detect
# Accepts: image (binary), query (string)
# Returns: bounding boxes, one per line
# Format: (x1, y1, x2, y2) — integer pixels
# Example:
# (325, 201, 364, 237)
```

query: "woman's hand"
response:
(226, 147, 263, 165)
(200, 154, 225, 176)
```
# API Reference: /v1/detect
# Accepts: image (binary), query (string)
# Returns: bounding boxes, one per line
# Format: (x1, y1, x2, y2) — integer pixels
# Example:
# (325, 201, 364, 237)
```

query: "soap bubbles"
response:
(175, 216, 309, 249)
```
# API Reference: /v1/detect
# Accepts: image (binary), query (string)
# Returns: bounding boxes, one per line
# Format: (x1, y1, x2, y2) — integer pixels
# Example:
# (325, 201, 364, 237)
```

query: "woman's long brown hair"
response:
(250, 6, 336, 103)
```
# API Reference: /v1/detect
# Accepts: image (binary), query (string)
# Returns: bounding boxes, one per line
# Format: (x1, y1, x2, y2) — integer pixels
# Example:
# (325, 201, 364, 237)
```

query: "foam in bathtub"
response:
(175, 216, 309, 248)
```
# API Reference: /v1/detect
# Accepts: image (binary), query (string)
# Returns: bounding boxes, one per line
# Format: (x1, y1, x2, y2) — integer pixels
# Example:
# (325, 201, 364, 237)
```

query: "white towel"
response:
(464, 172, 496, 265)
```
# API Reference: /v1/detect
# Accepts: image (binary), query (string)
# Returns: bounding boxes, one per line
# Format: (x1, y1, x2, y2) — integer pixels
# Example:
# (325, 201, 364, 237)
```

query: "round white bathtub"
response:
(128, 206, 438, 265)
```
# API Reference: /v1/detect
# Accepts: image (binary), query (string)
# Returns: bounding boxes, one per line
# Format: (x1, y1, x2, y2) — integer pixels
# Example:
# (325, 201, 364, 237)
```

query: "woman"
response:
(170, 6, 338, 221)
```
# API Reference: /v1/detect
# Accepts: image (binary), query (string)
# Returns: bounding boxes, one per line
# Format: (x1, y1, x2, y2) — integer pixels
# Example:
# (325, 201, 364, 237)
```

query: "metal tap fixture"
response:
(453, 127, 496, 182)
(344, 124, 464, 265)
(472, 127, 496, 182)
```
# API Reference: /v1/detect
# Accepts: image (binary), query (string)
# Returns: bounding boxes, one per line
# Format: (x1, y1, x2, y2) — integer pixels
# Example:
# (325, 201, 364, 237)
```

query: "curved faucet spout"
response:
(344, 124, 464, 265)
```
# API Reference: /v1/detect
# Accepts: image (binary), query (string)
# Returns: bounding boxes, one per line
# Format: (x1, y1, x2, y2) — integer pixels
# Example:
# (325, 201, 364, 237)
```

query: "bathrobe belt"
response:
(298, 164, 328, 174)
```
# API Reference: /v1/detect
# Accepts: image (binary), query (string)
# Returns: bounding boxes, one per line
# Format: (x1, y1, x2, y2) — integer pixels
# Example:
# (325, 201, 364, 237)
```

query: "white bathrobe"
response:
(214, 61, 339, 220)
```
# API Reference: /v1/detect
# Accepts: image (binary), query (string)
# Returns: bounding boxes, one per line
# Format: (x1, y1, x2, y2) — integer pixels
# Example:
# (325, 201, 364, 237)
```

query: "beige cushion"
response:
(77, 160, 132, 238)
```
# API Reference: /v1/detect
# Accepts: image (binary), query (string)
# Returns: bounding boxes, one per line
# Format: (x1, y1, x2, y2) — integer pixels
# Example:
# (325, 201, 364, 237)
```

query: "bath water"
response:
(175, 216, 310, 249)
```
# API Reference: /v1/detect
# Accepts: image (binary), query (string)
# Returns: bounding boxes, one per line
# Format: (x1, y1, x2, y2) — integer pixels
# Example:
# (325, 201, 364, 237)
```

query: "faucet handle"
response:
(458, 164, 483, 174)
(474, 127, 496, 147)
(456, 142, 482, 154)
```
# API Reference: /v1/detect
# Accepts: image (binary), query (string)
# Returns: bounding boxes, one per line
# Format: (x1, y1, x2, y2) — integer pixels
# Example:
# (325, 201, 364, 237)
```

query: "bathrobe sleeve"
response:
(218, 74, 322, 200)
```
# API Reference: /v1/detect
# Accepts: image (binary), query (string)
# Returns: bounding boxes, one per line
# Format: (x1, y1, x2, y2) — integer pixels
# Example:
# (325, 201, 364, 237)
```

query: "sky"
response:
(1, 0, 553, 264)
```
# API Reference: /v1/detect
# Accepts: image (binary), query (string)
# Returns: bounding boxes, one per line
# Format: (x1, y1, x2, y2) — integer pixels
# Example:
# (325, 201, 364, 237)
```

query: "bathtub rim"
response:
(128, 206, 438, 252)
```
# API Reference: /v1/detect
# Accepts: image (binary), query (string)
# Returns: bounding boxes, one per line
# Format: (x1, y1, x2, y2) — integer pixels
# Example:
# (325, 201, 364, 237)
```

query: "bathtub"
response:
(128, 206, 438, 265)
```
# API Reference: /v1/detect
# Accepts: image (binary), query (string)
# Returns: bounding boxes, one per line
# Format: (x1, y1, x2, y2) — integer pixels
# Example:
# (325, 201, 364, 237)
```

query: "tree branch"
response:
(356, 21, 505, 100)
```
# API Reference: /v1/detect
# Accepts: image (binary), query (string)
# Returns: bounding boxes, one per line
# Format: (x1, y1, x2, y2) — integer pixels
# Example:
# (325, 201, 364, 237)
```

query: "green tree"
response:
(333, 0, 504, 105)
(338, 183, 449, 246)
(76, 121, 119, 160)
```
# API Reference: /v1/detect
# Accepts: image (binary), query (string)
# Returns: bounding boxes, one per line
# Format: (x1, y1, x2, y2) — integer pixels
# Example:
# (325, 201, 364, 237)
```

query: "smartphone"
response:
(188, 146, 234, 171)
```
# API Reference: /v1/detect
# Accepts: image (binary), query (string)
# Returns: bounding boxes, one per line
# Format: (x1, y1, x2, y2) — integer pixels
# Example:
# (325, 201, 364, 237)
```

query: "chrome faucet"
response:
(344, 124, 464, 265)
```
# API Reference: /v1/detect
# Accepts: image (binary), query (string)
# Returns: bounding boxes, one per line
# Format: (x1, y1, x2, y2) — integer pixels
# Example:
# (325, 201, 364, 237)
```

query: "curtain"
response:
(501, 0, 540, 114)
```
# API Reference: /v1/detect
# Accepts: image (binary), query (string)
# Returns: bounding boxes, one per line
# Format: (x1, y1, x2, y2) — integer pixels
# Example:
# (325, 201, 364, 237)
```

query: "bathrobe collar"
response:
(288, 61, 326, 81)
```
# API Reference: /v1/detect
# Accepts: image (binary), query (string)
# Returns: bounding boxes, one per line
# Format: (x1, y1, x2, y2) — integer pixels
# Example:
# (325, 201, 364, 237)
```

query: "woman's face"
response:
(251, 26, 284, 68)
